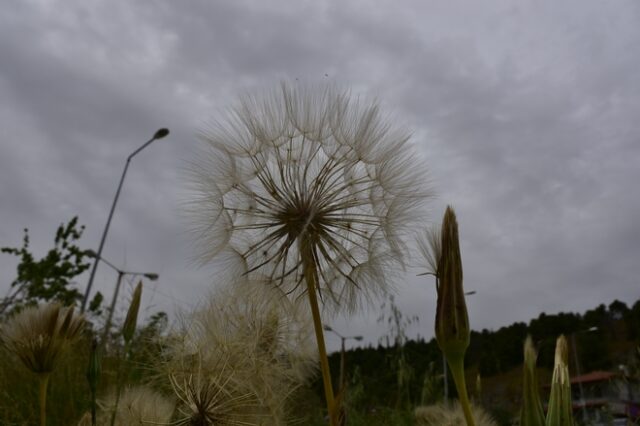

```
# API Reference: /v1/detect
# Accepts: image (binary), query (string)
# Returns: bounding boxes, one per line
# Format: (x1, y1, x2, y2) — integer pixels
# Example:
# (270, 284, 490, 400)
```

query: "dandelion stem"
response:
(301, 241, 337, 426)
(447, 356, 475, 426)
(38, 373, 50, 426)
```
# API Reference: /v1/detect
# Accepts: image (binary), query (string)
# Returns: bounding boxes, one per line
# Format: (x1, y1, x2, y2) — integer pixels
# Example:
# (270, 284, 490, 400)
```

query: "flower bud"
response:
(545, 335, 574, 426)
(520, 335, 545, 426)
(122, 281, 142, 345)
(434, 206, 469, 361)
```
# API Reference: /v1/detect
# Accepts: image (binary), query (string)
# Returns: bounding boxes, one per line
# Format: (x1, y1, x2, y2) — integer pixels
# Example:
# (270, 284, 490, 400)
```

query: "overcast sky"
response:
(1, 0, 639, 352)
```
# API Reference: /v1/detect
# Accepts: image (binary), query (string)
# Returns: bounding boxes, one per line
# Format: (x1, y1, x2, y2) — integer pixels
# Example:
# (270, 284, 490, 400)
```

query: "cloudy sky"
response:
(1, 0, 639, 352)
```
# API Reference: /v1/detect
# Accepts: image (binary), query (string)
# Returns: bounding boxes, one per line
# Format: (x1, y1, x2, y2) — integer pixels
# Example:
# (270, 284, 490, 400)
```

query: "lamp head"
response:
(354, 336, 363, 341)
(144, 273, 159, 281)
(153, 128, 170, 140)
(323, 325, 333, 332)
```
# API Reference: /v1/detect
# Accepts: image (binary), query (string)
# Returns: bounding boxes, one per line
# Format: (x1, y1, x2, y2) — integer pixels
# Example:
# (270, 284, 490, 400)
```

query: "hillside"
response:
(319, 298, 640, 424)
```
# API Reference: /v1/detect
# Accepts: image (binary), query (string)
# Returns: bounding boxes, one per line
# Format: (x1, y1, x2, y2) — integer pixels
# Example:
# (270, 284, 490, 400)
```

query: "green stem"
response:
(38, 373, 50, 426)
(301, 243, 337, 426)
(91, 389, 97, 426)
(447, 356, 475, 426)
(109, 342, 129, 426)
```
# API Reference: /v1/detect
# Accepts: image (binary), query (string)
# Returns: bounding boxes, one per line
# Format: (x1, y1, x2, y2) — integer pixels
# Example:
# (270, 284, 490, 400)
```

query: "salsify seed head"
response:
(188, 83, 430, 312)
(160, 281, 317, 425)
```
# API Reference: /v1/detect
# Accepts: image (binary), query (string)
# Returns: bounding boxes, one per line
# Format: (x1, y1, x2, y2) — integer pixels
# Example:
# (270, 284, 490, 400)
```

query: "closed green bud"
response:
(122, 281, 142, 345)
(520, 335, 545, 426)
(432, 206, 476, 426)
(546, 335, 574, 426)
(435, 206, 469, 361)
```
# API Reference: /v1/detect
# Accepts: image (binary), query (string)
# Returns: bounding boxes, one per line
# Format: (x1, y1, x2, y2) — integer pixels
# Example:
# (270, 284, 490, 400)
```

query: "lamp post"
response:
(81, 128, 169, 312)
(571, 326, 599, 423)
(86, 251, 158, 346)
(323, 325, 363, 391)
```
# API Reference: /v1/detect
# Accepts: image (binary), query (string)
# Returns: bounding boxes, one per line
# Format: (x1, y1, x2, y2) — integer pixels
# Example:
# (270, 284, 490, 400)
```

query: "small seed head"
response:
(0, 303, 84, 375)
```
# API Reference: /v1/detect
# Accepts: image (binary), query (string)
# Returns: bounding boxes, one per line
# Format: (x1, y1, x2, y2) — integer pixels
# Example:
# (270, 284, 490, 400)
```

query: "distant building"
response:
(555, 370, 640, 425)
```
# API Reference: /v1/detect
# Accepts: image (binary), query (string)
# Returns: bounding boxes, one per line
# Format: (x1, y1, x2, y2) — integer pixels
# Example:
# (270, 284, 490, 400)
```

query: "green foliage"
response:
(0, 335, 93, 425)
(420, 361, 443, 405)
(315, 296, 640, 424)
(0, 302, 168, 425)
(377, 293, 419, 409)
(298, 402, 414, 426)
(1, 217, 102, 315)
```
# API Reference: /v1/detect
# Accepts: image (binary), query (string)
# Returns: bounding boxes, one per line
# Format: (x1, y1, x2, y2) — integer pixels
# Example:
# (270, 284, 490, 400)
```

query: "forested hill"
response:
(322, 298, 640, 419)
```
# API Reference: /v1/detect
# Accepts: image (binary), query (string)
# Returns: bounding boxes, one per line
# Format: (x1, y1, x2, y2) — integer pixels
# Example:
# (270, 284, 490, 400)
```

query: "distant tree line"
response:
(320, 298, 640, 415)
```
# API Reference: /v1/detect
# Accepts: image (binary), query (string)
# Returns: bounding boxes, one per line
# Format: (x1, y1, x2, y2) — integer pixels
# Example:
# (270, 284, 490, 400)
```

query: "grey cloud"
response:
(1, 0, 639, 351)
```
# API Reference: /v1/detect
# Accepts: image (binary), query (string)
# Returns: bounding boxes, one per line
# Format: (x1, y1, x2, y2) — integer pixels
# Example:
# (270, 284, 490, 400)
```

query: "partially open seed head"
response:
(161, 282, 316, 425)
(0, 302, 84, 374)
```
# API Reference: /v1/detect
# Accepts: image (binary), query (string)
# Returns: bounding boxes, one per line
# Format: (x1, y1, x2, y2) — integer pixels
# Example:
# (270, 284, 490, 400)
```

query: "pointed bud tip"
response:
(554, 335, 569, 367)
(122, 281, 143, 344)
(434, 205, 469, 360)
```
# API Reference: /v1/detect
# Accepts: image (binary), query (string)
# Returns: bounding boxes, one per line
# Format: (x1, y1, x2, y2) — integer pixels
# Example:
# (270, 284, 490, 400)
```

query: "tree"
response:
(1, 217, 101, 315)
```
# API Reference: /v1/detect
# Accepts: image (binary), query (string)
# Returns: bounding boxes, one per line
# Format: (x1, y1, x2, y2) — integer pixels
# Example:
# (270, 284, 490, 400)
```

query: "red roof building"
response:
(546, 370, 640, 425)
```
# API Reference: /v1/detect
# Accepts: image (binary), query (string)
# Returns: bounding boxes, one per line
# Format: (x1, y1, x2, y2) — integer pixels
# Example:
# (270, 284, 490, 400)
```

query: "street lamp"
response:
(323, 325, 363, 391)
(571, 326, 599, 423)
(81, 128, 169, 312)
(86, 250, 158, 345)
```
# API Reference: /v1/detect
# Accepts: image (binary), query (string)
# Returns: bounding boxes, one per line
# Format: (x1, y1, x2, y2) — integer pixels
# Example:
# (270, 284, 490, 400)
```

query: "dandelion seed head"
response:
(169, 364, 260, 426)
(189, 83, 431, 312)
(161, 282, 316, 425)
